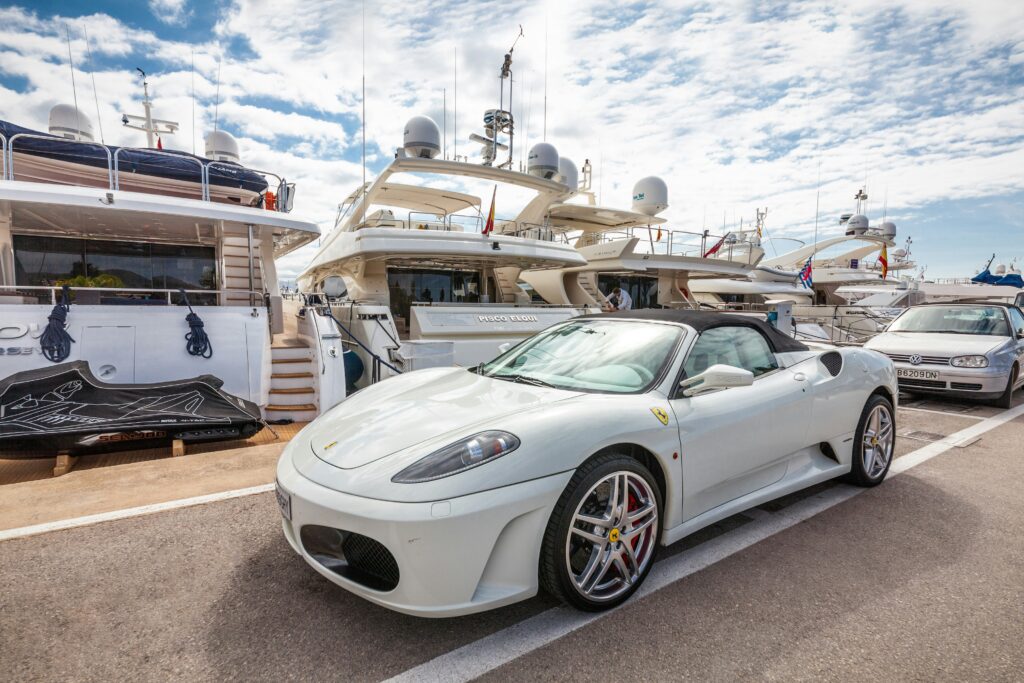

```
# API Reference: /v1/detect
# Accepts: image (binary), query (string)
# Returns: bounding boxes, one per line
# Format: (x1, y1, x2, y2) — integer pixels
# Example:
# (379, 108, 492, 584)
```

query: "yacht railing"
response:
(595, 227, 758, 264)
(0, 285, 267, 307)
(357, 210, 569, 243)
(4, 135, 293, 212)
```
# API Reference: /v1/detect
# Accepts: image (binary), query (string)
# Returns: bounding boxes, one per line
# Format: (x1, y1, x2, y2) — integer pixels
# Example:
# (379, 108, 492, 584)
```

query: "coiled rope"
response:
(181, 289, 213, 358)
(40, 285, 75, 363)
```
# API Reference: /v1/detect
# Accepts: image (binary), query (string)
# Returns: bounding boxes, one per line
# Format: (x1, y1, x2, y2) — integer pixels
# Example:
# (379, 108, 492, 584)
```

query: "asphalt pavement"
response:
(2, 398, 1022, 682)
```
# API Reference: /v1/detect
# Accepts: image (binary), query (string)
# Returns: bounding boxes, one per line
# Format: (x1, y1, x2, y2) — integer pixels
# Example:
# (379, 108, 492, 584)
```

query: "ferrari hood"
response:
(307, 367, 578, 469)
(865, 332, 1006, 357)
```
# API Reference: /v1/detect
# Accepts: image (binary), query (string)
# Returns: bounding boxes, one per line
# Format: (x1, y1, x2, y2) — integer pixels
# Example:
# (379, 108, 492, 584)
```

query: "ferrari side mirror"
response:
(680, 364, 755, 397)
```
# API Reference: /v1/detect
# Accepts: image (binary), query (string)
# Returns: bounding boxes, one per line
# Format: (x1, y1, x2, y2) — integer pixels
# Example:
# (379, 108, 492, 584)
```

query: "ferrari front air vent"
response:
(820, 351, 843, 377)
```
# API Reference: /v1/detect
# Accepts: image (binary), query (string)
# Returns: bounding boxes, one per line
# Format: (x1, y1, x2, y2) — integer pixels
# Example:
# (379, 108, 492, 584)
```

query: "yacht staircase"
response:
(221, 232, 265, 305)
(493, 267, 525, 303)
(578, 272, 605, 306)
(266, 340, 318, 423)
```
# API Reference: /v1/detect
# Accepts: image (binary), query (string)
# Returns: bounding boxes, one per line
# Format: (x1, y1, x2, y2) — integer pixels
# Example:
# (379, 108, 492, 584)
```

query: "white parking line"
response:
(898, 405, 985, 420)
(0, 483, 275, 543)
(386, 401, 1024, 683)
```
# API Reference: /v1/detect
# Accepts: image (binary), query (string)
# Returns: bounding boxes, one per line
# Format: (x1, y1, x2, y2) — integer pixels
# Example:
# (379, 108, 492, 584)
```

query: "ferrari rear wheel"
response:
(845, 394, 895, 487)
(540, 453, 662, 611)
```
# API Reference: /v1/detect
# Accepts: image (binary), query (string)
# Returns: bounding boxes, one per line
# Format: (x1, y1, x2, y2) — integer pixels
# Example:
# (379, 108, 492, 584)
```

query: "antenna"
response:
(121, 68, 178, 148)
(453, 46, 457, 161)
(190, 49, 196, 154)
(443, 87, 447, 160)
(813, 161, 821, 250)
(64, 25, 82, 137)
(361, 0, 367, 227)
(543, 11, 548, 141)
(82, 26, 104, 144)
(213, 57, 221, 132)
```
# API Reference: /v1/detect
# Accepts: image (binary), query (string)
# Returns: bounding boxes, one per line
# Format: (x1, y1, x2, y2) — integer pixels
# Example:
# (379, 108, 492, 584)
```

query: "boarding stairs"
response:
(266, 340, 318, 423)
(221, 233, 265, 305)
(578, 272, 605, 306)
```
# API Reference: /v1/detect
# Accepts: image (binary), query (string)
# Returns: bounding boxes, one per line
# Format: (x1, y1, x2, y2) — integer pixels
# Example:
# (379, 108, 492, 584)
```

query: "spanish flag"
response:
(483, 186, 496, 236)
(879, 244, 889, 279)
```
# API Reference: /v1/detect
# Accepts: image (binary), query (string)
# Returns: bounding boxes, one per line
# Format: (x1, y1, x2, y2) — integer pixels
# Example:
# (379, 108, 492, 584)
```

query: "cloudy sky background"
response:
(1, 0, 1022, 281)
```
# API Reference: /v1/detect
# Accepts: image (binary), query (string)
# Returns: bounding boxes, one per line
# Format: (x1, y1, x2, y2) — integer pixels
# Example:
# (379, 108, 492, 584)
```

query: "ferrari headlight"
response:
(951, 355, 988, 368)
(391, 431, 520, 484)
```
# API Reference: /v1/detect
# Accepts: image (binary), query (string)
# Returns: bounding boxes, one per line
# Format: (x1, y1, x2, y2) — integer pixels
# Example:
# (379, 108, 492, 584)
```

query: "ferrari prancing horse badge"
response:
(650, 407, 669, 425)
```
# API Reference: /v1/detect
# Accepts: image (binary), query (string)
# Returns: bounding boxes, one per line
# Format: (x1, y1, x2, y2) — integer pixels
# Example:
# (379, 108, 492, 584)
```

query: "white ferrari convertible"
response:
(276, 310, 897, 617)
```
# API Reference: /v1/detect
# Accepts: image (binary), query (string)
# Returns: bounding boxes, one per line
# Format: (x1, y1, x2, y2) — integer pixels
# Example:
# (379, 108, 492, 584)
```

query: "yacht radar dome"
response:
(403, 116, 441, 159)
(528, 142, 559, 179)
(995, 263, 1007, 275)
(205, 130, 241, 163)
(845, 214, 869, 235)
(48, 104, 94, 141)
(878, 221, 897, 240)
(558, 157, 579, 192)
(893, 248, 907, 258)
(632, 176, 669, 216)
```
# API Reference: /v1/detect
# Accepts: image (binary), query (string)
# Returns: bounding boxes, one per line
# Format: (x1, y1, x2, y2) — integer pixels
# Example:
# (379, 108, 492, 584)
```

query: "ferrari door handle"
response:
(792, 372, 807, 381)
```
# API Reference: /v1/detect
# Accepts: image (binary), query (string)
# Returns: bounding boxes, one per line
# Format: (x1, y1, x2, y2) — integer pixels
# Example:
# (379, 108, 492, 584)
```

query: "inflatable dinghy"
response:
(1, 119, 269, 206)
(0, 362, 263, 457)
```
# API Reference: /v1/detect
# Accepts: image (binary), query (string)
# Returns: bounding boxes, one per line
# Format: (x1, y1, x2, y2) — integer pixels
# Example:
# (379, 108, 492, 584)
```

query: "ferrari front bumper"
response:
(276, 451, 572, 617)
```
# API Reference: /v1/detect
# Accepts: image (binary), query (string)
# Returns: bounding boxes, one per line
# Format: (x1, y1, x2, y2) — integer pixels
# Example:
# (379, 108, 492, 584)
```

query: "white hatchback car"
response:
(276, 310, 897, 617)
(865, 303, 1024, 408)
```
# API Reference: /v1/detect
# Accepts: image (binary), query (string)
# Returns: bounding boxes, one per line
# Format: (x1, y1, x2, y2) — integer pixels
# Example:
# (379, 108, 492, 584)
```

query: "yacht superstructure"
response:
(0, 92, 319, 426)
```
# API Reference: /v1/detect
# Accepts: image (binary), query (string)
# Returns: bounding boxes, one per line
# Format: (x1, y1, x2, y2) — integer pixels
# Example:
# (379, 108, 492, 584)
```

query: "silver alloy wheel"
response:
(862, 404, 894, 478)
(566, 471, 658, 602)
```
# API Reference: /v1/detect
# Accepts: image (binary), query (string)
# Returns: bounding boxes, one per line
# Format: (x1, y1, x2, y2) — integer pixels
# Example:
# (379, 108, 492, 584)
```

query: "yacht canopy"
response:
(374, 183, 480, 215)
(547, 203, 667, 233)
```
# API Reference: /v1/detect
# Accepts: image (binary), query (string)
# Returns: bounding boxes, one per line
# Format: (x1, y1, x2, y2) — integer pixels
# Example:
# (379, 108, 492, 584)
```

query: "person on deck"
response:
(604, 286, 632, 311)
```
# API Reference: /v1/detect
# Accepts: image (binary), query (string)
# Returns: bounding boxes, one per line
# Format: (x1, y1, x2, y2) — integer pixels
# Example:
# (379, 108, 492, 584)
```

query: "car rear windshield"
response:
(887, 306, 1009, 336)
(480, 319, 682, 393)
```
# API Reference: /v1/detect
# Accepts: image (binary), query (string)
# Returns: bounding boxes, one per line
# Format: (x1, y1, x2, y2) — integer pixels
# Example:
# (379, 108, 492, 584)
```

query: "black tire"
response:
(993, 365, 1018, 410)
(845, 393, 896, 487)
(540, 453, 662, 611)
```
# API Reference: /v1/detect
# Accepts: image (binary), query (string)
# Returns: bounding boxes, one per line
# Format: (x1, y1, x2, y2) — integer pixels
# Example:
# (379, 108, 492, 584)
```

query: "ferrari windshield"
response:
(888, 306, 1009, 336)
(480, 319, 682, 393)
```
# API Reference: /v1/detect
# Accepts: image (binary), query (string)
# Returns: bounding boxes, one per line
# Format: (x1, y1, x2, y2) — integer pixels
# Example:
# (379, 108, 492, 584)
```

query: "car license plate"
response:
(897, 368, 939, 380)
(275, 481, 292, 521)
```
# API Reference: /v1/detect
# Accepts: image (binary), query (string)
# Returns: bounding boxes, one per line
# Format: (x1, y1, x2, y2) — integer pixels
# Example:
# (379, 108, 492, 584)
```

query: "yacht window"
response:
(388, 268, 489, 333)
(682, 326, 778, 378)
(598, 275, 658, 309)
(13, 235, 216, 292)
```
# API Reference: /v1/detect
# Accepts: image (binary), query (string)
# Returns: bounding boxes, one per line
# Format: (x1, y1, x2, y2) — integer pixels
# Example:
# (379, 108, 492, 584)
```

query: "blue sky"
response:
(1, 0, 1023, 281)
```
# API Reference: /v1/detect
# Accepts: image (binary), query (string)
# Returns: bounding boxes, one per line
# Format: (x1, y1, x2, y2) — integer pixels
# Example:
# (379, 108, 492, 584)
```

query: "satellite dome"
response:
(893, 248, 907, 258)
(878, 221, 897, 239)
(558, 157, 578, 191)
(528, 142, 559, 179)
(205, 130, 241, 163)
(994, 263, 1007, 275)
(846, 214, 869, 234)
(48, 104, 94, 141)
(632, 176, 669, 216)
(403, 116, 441, 159)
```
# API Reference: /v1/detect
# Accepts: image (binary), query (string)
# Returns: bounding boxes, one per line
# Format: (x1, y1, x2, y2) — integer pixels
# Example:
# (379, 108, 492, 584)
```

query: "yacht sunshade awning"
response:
(547, 203, 667, 233)
(374, 183, 480, 215)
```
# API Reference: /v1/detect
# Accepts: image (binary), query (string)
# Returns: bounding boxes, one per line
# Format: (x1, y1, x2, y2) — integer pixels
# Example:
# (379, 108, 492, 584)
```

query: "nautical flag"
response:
(656, 226, 663, 241)
(878, 244, 889, 279)
(483, 186, 496, 236)
(156, 136, 163, 150)
(799, 257, 813, 289)
(703, 234, 727, 258)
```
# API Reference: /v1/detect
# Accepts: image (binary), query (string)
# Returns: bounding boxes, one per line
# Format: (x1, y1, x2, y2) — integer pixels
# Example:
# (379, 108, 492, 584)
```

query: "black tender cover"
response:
(0, 361, 263, 457)
(583, 309, 810, 353)
(0, 119, 268, 194)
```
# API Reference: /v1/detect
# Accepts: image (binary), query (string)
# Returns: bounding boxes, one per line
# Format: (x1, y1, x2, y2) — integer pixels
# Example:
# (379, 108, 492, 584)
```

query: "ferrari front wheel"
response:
(540, 454, 662, 611)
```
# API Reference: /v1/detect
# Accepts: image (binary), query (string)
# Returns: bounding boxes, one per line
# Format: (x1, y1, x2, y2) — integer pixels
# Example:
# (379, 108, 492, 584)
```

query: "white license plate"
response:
(897, 368, 940, 380)
(275, 481, 292, 521)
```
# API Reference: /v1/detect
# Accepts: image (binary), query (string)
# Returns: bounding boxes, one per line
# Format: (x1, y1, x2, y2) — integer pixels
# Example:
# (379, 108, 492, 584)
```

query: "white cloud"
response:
(1, 0, 1023, 279)
(149, 0, 192, 26)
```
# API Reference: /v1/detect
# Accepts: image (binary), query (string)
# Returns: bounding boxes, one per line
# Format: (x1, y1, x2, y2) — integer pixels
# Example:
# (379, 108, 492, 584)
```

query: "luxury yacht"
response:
(295, 103, 599, 410)
(0, 88, 320, 434)
(520, 171, 755, 310)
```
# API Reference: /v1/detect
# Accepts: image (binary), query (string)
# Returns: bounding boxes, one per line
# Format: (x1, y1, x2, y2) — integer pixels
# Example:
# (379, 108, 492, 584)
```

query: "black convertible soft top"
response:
(582, 309, 809, 353)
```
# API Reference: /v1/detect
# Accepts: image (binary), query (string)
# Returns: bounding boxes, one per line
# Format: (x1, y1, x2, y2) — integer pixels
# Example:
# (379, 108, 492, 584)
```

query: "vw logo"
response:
(909, 354, 923, 365)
